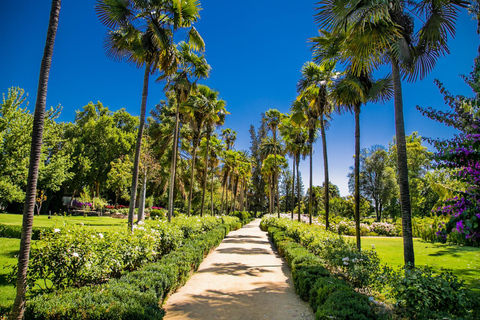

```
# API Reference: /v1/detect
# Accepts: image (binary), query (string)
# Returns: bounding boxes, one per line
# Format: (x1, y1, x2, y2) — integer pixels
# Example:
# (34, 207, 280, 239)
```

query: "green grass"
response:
(0, 213, 126, 231)
(358, 237, 480, 291)
(0, 238, 19, 313)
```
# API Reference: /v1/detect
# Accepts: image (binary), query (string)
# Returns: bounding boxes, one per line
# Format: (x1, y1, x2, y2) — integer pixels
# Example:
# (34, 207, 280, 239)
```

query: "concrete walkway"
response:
(163, 219, 314, 320)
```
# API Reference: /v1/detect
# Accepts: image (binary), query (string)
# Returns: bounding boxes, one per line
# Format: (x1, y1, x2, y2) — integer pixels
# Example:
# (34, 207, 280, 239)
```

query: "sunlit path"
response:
(163, 219, 314, 320)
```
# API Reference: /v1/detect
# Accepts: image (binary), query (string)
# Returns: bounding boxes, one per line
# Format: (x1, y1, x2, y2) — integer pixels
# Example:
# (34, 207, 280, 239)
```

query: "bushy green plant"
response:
(0, 224, 48, 240)
(382, 266, 475, 319)
(315, 289, 377, 320)
(23, 219, 244, 320)
(149, 209, 166, 220)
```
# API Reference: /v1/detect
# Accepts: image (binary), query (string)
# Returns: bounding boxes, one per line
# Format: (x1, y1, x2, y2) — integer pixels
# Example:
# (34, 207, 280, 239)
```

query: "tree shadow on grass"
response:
(164, 282, 313, 320)
(426, 245, 479, 258)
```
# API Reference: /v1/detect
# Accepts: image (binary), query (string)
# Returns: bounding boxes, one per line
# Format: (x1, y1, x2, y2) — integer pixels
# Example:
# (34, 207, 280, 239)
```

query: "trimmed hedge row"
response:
(24, 220, 242, 319)
(0, 224, 49, 240)
(267, 226, 378, 320)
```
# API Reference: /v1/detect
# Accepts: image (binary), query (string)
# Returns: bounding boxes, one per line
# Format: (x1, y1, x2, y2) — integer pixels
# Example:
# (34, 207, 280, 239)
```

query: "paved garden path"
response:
(163, 219, 314, 320)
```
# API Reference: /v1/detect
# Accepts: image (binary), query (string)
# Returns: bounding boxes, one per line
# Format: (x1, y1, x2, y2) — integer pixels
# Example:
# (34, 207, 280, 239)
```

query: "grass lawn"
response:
(0, 238, 20, 313)
(0, 213, 127, 231)
(357, 237, 480, 291)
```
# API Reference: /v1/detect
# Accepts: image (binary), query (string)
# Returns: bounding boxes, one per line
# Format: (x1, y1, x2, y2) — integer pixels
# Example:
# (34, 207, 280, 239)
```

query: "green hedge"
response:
(24, 220, 241, 319)
(0, 224, 49, 240)
(267, 226, 378, 320)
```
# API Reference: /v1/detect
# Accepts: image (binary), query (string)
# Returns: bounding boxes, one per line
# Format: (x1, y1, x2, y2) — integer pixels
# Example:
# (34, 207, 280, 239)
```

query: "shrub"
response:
(23, 218, 243, 320)
(383, 266, 475, 319)
(149, 209, 166, 219)
(0, 224, 49, 240)
(315, 290, 377, 320)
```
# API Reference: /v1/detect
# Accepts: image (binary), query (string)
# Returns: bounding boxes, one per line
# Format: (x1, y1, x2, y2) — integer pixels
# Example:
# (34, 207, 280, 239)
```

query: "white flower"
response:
(98, 233, 104, 239)
(371, 244, 376, 249)
(133, 225, 138, 229)
(138, 221, 144, 225)
(343, 261, 349, 266)
(80, 222, 84, 226)
(342, 257, 350, 261)
(72, 252, 79, 258)
(53, 228, 60, 233)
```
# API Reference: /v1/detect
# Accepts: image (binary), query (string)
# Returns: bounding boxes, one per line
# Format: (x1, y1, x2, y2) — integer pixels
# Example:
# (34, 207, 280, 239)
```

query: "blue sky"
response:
(1, 0, 479, 196)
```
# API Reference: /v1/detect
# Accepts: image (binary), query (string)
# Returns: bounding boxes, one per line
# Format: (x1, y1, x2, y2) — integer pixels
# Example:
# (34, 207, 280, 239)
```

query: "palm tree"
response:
(182, 84, 227, 215)
(315, 0, 466, 266)
(294, 60, 336, 225)
(331, 69, 393, 250)
(280, 114, 309, 221)
(220, 128, 237, 213)
(264, 109, 286, 217)
(261, 154, 288, 214)
(159, 42, 210, 221)
(96, 0, 205, 229)
(10, 1, 61, 319)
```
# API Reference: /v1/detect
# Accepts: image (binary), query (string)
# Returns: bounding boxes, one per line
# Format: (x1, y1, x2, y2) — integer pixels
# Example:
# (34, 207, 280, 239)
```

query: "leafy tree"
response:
(106, 155, 133, 205)
(65, 102, 137, 199)
(348, 146, 398, 222)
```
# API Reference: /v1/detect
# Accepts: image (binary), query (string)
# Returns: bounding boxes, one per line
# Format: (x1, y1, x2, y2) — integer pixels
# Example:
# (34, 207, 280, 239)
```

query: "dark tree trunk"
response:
(200, 134, 210, 216)
(128, 61, 151, 231)
(320, 115, 330, 230)
(10, 1, 61, 319)
(392, 58, 415, 267)
(296, 154, 301, 222)
(308, 129, 314, 225)
(273, 129, 279, 217)
(354, 104, 361, 251)
(137, 170, 147, 222)
(211, 165, 214, 215)
(168, 97, 181, 222)
(187, 139, 200, 216)
(291, 155, 296, 220)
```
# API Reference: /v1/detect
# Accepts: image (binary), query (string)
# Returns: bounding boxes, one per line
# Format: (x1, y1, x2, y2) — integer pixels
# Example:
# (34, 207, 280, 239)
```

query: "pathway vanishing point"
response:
(163, 219, 314, 320)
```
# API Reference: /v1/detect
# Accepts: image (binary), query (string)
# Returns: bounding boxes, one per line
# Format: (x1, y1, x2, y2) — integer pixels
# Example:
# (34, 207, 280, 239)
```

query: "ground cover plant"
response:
(0, 238, 19, 315)
(261, 215, 479, 319)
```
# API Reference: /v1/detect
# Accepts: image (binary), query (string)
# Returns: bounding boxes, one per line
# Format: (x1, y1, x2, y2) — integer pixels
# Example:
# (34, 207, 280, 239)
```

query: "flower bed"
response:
(24, 218, 243, 320)
(14, 215, 239, 293)
(262, 216, 479, 319)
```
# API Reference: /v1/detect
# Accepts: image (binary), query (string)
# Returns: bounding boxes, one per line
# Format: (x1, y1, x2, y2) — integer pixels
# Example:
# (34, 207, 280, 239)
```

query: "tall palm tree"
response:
(315, 0, 466, 266)
(294, 60, 336, 225)
(220, 128, 236, 213)
(331, 69, 393, 250)
(96, 0, 205, 229)
(10, 1, 62, 319)
(159, 42, 210, 221)
(280, 114, 309, 221)
(264, 109, 286, 217)
(182, 84, 227, 215)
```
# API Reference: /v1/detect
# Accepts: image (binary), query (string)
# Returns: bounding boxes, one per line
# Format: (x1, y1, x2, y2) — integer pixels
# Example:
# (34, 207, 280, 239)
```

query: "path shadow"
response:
(164, 281, 313, 320)
(216, 247, 271, 255)
(197, 262, 277, 277)
(222, 238, 269, 245)
(226, 235, 263, 239)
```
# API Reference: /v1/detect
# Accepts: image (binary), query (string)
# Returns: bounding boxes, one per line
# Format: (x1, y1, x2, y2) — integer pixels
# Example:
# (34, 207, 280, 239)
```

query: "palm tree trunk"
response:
(167, 98, 181, 222)
(137, 170, 147, 222)
(320, 116, 330, 230)
(200, 134, 210, 216)
(210, 166, 214, 215)
(291, 155, 296, 220)
(128, 61, 151, 231)
(296, 154, 301, 222)
(240, 179, 245, 212)
(10, 1, 61, 319)
(308, 129, 314, 225)
(187, 139, 199, 216)
(273, 129, 279, 217)
(225, 175, 230, 214)
(354, 104, 361, 251)
(392, 58, 415, 267)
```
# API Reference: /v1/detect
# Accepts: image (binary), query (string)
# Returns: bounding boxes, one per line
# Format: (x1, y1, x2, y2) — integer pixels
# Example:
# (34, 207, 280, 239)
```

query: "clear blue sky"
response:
(1, 0, 479, 196)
